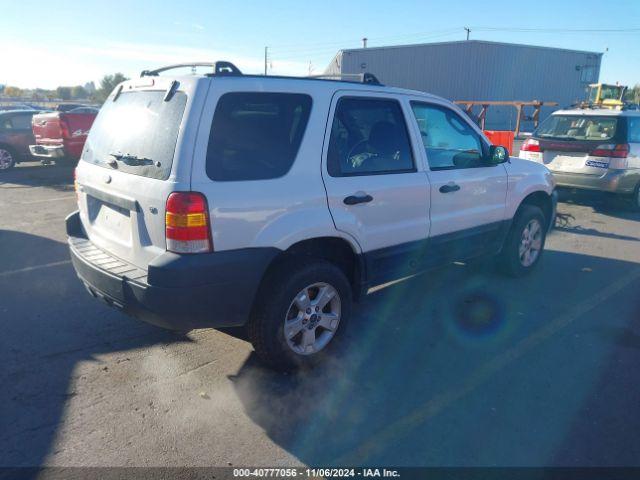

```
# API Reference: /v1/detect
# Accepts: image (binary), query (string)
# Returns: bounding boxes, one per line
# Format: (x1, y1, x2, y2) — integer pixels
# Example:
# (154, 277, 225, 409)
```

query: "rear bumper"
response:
(66, 211, 279, 330)
(29, 144, 66, 158)
(551, 169, 640, 194)
(549, 189, 558, 231)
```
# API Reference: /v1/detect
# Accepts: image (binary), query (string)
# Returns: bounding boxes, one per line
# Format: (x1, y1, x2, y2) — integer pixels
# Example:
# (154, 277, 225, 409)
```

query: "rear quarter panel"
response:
(62, 113, 97, 159)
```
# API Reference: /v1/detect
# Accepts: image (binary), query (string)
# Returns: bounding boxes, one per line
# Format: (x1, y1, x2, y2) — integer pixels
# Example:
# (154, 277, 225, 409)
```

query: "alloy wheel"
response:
(519, 218, 542, 267)
(283, 282, 341, 355)
(0, 149, 13, 170)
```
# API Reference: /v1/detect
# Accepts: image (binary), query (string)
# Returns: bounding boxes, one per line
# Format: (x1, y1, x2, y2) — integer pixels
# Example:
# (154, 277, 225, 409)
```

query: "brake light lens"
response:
(60, 118, 70, 138)
(165, 192, 213, 254)
(590, 143, 629, 158)
(521, 138, 541, 152)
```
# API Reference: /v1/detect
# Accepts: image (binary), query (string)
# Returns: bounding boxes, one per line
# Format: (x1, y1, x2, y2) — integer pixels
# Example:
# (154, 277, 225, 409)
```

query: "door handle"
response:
(439, 183, 460, 193)
(343, 193, 373, 205)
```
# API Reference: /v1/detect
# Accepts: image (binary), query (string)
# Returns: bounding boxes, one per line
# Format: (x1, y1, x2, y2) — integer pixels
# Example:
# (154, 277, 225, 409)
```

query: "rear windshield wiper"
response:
(108, 152, 159, 167)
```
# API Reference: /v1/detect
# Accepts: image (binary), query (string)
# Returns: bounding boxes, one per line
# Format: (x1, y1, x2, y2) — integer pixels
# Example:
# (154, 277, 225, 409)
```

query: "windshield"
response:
(600, 85, 623, 101)
(535, 114, 619, 141)
(82, 90, 187, 180)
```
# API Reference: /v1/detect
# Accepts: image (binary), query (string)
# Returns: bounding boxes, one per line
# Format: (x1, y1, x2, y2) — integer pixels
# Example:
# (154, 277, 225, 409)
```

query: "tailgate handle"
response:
(79, 184, 139, 212)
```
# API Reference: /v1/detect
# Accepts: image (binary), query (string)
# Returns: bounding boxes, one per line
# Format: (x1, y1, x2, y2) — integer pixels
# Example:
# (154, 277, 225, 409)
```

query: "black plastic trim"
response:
(66, 211, 279, 329)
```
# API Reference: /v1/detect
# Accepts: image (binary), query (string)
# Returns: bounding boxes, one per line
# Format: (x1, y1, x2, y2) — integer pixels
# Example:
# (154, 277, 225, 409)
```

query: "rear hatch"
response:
(33, 111, 96, 149)
(534, 114, 626, 174)
(75, 79, 201, 269)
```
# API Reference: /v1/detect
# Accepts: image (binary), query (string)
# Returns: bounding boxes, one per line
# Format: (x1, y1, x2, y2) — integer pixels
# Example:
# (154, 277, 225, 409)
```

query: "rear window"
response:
(535, 115, 620, 142)
(206, 92, 312, 181)
(82, 91, 187, 180)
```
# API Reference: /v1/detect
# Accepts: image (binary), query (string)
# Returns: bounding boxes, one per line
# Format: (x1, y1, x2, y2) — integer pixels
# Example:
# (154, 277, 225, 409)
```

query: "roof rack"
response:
(140, 61, 242, 77)
(306, 72, 383, 85)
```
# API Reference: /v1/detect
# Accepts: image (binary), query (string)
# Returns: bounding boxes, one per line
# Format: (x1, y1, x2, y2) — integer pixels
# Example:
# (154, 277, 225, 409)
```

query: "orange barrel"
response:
(483, 130, 515, 154)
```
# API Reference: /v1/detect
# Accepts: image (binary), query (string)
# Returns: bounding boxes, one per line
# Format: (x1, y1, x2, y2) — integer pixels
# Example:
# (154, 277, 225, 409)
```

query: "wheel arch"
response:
(515, 190, 554, 230)
(261, 236, 365, 300)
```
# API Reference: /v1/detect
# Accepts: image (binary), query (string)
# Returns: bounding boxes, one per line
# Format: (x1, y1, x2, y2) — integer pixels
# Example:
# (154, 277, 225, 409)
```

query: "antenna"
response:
(464, 27, 471, 40)
(264, 46, 269, 76)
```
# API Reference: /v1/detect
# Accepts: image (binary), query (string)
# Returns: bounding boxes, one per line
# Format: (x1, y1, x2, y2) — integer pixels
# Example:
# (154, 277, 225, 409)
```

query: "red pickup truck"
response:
(30, 108, 98, 162)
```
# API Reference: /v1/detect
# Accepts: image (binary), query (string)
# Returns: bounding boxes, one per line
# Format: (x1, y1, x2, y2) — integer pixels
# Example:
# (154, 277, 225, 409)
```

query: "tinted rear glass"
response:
(206, 92, 312, 181)
(82, 91, 187, 180)
(535, 115, 620, 141)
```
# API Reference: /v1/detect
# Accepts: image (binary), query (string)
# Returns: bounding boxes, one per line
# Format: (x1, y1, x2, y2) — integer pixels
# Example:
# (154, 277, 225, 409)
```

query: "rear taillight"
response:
(165, 192, 213, 254)
(590, 143, 629, 158)
(521, 138, 541, 152)
(60, 118, 70, 138)
(73, 167, 79, 202)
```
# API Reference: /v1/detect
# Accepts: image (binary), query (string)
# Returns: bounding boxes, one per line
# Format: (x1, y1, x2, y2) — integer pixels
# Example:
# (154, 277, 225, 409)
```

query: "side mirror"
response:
(489, 145, 509, 164)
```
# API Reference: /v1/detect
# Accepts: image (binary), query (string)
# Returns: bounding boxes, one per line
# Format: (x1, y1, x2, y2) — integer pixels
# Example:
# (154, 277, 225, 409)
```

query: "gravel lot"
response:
(1, 162, 639, 468)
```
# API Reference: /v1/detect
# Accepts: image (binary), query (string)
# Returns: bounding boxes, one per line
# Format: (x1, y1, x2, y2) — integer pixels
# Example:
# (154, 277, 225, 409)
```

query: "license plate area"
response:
(87, 196, 132, 244)
(544, 151, 602, 173)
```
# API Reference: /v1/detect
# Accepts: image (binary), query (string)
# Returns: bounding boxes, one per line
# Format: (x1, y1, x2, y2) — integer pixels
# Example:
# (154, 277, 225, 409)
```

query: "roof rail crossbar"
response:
(306, 72, 383, 86)
(140, 61, 242, 77)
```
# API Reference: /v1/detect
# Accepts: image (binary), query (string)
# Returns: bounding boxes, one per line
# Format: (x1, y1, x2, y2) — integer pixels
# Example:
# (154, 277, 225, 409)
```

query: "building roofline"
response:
(338, 39, 603, 57)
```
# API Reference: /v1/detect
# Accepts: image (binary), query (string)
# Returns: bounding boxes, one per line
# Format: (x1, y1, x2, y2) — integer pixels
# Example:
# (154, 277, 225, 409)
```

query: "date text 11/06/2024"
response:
(233, 468, 401, 477)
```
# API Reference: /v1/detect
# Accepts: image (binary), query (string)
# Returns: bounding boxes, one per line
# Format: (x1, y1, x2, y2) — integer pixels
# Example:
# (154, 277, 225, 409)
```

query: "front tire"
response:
(0, 146, 16, 172)
(498, 205, 547, 277)
(248, 258, 352, 370)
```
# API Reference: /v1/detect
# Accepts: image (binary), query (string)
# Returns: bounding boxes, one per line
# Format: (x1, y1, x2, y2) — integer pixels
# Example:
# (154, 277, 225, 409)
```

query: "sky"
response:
(1, 0, 639, 90)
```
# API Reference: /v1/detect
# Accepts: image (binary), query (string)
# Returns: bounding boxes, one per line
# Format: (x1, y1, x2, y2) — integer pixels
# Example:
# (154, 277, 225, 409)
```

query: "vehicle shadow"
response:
(554, 222, 640, 242)
(229, 250, 640, 466)
(557, 189, 639, 221)
(0, 163, 75, 192)
(0, 229, 189, 467)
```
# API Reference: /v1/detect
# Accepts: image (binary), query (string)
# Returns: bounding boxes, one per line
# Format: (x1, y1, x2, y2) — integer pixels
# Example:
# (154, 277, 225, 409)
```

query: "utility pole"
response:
(464, 27, 471, 41)
(264, 46, 268, 75)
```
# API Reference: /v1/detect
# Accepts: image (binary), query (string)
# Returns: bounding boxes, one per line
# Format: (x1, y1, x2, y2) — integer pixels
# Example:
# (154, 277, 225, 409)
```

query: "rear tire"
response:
(627, 184, 640, 212)
(0, 146, 16, 172)
(248, 257, 352, 371)
(498, 205, 547, 277)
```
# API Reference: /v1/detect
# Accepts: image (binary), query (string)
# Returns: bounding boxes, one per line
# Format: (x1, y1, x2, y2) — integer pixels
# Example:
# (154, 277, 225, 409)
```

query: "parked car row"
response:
(0, 106, 98, 171)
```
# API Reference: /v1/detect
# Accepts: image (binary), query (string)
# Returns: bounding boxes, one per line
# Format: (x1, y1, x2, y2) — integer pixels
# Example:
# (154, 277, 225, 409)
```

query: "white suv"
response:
(67, 62, 557, 369)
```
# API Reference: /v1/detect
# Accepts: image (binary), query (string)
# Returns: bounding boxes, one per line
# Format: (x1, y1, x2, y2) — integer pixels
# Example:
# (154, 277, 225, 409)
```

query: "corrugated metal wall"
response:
(325, 40, 602, 131)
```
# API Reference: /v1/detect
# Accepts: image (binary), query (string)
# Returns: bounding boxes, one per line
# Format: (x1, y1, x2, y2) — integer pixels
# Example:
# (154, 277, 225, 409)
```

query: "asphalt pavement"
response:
(1, 162, 639, 468)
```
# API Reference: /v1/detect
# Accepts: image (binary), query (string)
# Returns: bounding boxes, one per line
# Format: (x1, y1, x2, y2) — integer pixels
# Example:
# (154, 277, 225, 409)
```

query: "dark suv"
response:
(0, 110, 40, 171)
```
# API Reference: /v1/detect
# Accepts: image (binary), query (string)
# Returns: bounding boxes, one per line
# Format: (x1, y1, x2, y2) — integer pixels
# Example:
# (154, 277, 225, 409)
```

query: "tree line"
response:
(1, 73, 129, 104)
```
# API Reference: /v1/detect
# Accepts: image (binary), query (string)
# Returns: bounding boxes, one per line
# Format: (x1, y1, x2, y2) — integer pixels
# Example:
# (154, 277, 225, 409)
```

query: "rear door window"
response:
(10, 114, 34, 130)
(206, 92, 312, 181)
(82, 91, 187, 180)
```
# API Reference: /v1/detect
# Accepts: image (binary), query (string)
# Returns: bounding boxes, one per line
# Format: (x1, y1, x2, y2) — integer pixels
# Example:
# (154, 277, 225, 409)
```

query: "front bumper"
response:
(29, 144, 66, 158)
(551, 169, 640, 194)
(66, 211, 279, 330)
